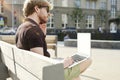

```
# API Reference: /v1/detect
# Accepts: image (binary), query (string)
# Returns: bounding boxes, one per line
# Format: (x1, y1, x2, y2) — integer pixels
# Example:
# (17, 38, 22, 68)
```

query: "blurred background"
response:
(0, 0, 120, 41)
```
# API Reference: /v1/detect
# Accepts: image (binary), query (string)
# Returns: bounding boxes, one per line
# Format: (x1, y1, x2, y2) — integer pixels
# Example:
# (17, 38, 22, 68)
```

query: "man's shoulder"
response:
(19, 21, 33, 28)
(18, 22, 36, 31)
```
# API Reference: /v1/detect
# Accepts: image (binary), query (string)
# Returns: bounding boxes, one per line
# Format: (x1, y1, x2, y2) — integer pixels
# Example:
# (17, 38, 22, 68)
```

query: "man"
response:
(15, 0, 91, 80)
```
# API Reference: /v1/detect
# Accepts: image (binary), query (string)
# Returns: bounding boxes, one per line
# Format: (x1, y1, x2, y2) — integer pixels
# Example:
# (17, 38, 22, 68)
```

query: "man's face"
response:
(37, 6, 50, 24)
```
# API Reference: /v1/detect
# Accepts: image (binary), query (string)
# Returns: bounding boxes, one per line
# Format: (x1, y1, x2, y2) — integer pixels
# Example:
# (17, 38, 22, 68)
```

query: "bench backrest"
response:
(0, 35, 15, 44)
(45, 35, 58, 57)
(0, 41, 64, 80)
(0, 35, 57, 45)
(0, 41, 16, 79)
(13, 47, 64, 80)
(45, 35, 57, 44)
(0, 35, 58, 57)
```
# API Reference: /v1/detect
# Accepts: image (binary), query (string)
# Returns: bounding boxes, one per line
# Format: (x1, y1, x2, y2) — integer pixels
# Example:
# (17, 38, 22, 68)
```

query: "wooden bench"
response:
(0, 41, 64, 80)
(45, 35, 57, 57)
(0, 35, 58, 57)
(0, 35, 15, 44)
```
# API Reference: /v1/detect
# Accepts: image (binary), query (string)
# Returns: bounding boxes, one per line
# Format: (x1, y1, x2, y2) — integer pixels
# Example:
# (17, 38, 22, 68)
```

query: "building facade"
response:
(1, 0, 24, 27)
(0, 0, 120, 31)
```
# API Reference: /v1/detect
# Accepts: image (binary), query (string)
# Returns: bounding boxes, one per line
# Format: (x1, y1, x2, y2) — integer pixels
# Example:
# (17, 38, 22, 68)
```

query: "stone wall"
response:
(64, 39, 120, 49)
(64, 39, 77, 47)
(91, 40, 120, 49)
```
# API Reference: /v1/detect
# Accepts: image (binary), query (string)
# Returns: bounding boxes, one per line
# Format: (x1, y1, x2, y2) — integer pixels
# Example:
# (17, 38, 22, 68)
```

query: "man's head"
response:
(23, 0, 53, 17)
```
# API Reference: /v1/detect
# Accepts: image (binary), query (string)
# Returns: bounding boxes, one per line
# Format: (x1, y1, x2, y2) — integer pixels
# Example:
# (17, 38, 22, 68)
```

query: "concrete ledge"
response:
(64, 39, 77, 47)
(91, 40, 120, 49)
(64, 39, 120, 49)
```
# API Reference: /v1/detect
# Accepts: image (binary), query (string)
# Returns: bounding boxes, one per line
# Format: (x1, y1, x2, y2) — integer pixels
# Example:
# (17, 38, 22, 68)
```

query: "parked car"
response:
(62, 27, 77, 33)
(0, 26, 3, 29)
(62, 27, 77, 39)
(0, 27, 16, 35)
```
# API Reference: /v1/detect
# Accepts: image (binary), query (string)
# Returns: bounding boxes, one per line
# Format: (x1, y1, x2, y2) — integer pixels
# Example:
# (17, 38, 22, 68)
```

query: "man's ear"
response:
(34, 6, 39, 13)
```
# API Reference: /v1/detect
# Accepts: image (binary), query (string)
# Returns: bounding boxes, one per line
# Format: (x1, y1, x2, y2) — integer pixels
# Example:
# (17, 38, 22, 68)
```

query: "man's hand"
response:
(63, 57, 74, 68)
(39, 23, 47, 35)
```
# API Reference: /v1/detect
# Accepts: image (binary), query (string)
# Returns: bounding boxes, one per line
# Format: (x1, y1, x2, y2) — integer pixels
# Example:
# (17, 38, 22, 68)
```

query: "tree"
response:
(117, 15, 120, 18)
(70, 8, 84, 28)
(97, 9, 109, 28)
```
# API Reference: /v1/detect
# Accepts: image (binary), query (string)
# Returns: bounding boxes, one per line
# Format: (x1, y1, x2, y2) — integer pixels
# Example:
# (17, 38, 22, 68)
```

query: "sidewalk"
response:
(56, 41, 120, 80)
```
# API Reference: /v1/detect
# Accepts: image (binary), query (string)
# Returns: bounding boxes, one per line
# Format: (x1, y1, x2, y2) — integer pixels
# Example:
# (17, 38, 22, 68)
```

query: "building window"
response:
(86, 1, 89, 9)
(75, 19, 80, 29)
(91, 1, 96, 9)
(111, 8, 116, 18)
(14, 0, 17, 4)
(75, 0, 81, 8)
(100, 2, 106, 9)
(47, 15, 54, 28)
(62, 0, 68, 7)
(0, 0, 4, 13)
(86, 1, 96, 9)
(86, 15, 94, 29)
(62, 14, 68, 28)
(111, 0, 116, 5)
(110, 0, 117, 18)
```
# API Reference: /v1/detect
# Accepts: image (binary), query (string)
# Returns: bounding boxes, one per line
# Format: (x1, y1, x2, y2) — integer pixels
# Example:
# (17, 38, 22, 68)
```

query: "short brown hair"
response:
(23, 0, 53, 17)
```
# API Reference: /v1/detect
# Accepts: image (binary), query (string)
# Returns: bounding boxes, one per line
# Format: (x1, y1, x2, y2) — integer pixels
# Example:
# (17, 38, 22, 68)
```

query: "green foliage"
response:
(97, 9, 107, 22)
(118, 15, 120, 18)
(97, 9, 110, 26)
(70, 8, 84, 22)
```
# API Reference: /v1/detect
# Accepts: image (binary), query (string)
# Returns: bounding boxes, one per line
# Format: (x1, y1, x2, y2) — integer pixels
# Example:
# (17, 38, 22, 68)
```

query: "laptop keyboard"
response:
(72, 54, 86, 62)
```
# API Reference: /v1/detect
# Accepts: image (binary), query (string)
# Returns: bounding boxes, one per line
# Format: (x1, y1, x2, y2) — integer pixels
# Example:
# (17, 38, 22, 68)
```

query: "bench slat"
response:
(15, 64, 39, 80)
(0, 41, 16, 75)
(0, 41, 15, 60)
(13, 47, 59, 79)
(2, 55, 15, 74)
(0, 35, 15, 44)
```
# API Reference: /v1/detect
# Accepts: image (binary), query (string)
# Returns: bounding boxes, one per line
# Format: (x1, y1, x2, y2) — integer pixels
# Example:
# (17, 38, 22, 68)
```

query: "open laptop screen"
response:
(77, 33, 91, 57)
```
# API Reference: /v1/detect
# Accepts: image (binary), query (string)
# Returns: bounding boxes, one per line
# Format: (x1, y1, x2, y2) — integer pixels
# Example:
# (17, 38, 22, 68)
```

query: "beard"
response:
(40, 19, 47, 24)
(38, 15, 48, 24)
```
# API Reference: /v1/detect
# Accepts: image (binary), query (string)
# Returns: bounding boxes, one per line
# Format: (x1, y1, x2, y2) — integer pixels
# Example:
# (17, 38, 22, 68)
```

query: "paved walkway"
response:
(56, 41, 120, 80)
(7, 41, 120, 80)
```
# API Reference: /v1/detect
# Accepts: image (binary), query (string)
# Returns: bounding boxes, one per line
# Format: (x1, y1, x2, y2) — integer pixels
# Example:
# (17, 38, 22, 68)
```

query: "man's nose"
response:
(48, 13, 53, 17)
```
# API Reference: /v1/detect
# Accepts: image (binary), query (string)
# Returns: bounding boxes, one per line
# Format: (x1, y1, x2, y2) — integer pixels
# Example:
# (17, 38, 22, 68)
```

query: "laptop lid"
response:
(77, 33, 91, 57)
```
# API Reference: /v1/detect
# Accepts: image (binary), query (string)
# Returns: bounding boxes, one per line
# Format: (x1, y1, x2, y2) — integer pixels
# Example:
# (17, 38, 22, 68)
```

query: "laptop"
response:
(68, 33, 91, 68)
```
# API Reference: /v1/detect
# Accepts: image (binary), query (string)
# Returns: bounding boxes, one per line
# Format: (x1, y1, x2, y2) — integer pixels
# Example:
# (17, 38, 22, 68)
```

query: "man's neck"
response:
(27, 13, 40, 25)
